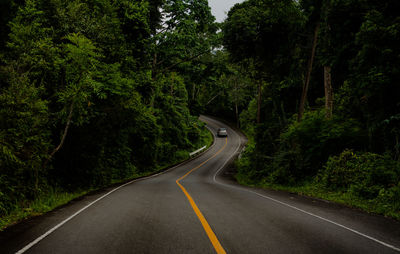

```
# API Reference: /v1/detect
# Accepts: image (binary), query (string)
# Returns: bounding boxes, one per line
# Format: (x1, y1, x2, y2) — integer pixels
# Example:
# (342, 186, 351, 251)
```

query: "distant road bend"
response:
(1, 116, 400, 253)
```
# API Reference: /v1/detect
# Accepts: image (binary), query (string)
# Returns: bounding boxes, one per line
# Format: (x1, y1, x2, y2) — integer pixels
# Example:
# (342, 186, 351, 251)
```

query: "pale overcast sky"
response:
(208, 0, 245, 22)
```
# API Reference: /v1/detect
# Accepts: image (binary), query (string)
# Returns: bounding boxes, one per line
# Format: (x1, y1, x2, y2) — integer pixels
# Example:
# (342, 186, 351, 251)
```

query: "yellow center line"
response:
(176, 137, 228, 254)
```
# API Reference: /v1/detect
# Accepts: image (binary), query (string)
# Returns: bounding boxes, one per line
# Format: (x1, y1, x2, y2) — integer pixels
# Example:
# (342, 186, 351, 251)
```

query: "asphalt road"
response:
(1, 115, 400, 254)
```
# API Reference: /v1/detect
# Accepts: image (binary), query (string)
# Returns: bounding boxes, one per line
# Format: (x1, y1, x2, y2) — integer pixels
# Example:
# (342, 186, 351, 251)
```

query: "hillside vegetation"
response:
(0, 0, 216, 229)
(214, 0, 400, 219)
(1, 0, 399, 228)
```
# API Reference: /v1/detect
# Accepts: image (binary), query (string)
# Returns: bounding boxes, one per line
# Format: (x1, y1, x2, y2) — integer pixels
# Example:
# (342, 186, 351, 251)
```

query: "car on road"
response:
(217, 128, 228, 137)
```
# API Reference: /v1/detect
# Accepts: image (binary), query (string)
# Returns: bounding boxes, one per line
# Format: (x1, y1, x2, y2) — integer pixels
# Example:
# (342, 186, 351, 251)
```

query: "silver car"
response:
(217, 128, 228, 137)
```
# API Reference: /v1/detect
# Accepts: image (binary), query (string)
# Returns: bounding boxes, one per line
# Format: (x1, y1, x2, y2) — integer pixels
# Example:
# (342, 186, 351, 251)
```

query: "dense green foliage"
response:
(216, 0, 400, 217)
(0, 0, 216, 222)
(319, 150, 399, 196)
(1, 0, 399, 225)
(316, 150, 400, 217)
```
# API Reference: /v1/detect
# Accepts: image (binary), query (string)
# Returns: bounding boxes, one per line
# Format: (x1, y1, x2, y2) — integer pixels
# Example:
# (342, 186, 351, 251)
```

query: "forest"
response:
(220, 0, 400, 219)
(0, 0, 216, 228)
(0, 0, 399, 229)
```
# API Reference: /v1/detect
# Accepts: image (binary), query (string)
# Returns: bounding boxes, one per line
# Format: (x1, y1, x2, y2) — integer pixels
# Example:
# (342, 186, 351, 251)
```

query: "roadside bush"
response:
(236, 110, 367, 185)
(375, 184, 400, 214)
(0, 73, 50, 216)
(236, 142, 265, 184)
(318, 149, 400, 200)
(274, 110, 365, 181)
(267, 147, 303, 185)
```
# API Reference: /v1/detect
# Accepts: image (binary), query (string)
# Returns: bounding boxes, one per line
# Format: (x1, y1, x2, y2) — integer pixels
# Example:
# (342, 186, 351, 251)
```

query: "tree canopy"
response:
(0, 0, 216, 218)
(1, 0, 399, 224)
(218, 0, 400, 218)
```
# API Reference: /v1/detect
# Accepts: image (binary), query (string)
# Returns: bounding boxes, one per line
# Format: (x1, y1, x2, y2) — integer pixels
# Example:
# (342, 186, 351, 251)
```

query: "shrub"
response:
(318, 149, 400, 200)
(267, 147, 303, 185)
(236, 142, 266, 184)
(0, 73, 50, 216)
(276, 110, 365, 180)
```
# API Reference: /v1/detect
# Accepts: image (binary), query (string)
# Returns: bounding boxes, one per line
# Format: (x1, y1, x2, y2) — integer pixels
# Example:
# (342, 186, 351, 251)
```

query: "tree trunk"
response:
(324, 66, 333, 119)
(206, 92, 222, 105)
(43, 101, 75, 168)
(298, 23, 320, 121)
(395, 133, 399, 161)
(170, 72, 175, 96)
(257, 81, 262, 124)
(161, 49, 210, 73)
(235, 101, 239, 128)
(152, 53, 157, 80)
(281, 101, 287, 125)
(35, 166, 39, 194)
(234, 78, 240, 128)
(150, 53, 158, 108)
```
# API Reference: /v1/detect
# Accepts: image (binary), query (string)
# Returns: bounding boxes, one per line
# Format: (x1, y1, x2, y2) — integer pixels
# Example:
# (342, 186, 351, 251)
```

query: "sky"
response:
(208, 0, 245, 22)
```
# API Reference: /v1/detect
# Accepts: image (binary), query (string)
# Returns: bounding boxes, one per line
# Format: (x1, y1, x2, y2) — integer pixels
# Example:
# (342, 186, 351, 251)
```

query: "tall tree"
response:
(151, 0, 217, 77)
(223, 0, 305, 124)
(45, 33, 103, 166)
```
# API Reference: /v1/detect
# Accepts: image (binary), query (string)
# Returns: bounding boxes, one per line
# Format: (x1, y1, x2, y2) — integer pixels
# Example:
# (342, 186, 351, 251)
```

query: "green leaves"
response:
(319, 149, 400, 203)
(55, 33, 104, 126)
(223, 0, 305, 69)
(0, 0, 212, 221)
(152, 0, 217, 76)
(0, 69, 50, 212)
(231, 1, 400, 208)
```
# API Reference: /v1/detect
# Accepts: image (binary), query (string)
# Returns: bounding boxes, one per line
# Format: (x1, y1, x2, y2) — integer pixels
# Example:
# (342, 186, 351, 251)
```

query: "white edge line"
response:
(207, 123, 400, 253)
(15, 144, 213, 254)
(17, 119, 400, 253)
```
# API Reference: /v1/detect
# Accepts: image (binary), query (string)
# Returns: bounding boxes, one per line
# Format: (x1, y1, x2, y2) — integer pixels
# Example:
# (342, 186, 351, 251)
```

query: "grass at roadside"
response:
(198, 124, 214, 149)
(204, 116, 400, 220)
(0, 189, 88, 231)
(235, 173, 400, 220)
(0, 125, 214, 231)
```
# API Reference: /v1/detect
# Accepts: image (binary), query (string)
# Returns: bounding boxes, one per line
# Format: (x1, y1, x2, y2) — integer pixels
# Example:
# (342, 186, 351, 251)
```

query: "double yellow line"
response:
(176, 138, 228, 254)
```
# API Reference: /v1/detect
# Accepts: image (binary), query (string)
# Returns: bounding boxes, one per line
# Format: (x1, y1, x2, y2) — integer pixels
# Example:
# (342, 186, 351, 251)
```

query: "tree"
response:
(298, 22, 320, 121)
(0, 0, 212, 219)
(223, 0, 305, 124)
(0, 68, 49, 204)
(45, 33, 103, 166)
(151, 0, 218, 77)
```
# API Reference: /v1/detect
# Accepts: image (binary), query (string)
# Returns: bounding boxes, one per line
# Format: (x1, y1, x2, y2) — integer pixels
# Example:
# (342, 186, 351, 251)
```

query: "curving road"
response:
(1, 116, 400, 254)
